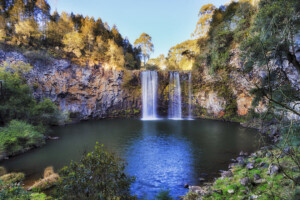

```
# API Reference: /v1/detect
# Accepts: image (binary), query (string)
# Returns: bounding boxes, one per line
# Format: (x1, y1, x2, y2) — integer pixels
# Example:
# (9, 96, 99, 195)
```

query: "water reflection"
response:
(125, 121, 193, 198)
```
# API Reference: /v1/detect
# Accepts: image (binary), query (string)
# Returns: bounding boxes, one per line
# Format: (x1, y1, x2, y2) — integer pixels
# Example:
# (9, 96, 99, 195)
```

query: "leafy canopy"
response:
(134, 33, 154, 65)
(55, 143, 136, 200)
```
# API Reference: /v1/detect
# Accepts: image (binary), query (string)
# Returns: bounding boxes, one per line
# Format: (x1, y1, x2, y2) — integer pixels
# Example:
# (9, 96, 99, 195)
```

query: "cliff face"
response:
(0, 44, 299, 121)
(0, 50, 142, 120)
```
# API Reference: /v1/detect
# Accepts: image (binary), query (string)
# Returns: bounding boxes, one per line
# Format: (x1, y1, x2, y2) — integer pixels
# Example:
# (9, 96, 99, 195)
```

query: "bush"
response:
(55, 143, 136, 200)
(0, 166, 6, 176)
(29, 166, 60, 191)
(155, 189, 173, 200)
(0, 61, 66, 127)
(0, 173, 25, 184)
(23, 50, 52, 65)
(0, 180, 48, 200)
(0, 120, 44, 156)
(183, 192, 199, 200)
(0, 181, 31, 199)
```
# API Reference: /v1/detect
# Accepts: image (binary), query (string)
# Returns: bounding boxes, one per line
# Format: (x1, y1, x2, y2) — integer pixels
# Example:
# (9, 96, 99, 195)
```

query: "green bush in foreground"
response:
(55, 143, 136, 200)
(0, 120, 44, 156)
(0, 180, 49, 200)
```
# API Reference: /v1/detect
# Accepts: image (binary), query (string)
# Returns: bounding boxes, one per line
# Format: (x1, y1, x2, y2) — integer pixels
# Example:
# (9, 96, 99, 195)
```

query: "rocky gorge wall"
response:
(0, 44, 299, 121)
(0, 50, 142, 120)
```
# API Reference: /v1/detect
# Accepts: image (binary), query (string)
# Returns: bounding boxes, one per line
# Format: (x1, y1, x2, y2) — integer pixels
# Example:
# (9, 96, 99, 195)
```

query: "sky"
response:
(48, 0, 227, 58)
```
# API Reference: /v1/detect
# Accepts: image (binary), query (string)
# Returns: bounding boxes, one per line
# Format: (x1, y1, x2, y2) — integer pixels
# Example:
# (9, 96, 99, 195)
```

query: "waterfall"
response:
(188, 72, 193, 119)
(168, 72, 182, 119)
(141, 71, 158, 120)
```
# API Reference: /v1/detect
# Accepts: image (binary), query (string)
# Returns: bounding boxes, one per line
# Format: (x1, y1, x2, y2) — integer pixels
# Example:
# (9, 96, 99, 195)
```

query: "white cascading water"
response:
(168, 71, 182, 119)
(188, 72, 193, 119)
(141, 71, 158, 120)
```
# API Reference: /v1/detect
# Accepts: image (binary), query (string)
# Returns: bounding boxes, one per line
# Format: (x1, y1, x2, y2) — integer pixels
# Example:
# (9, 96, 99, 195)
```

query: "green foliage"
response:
(0, 180, 49, 200)
(183, 192, 199, 200)
(155, 189, 173, 200)
(0, 181, 31, 200)
(55, 143, 136, 200)
(190, 1, 257, 73)
(0, 120, 44, 156)
(0, 61, 64, 126)
(240, 0, 300, 116)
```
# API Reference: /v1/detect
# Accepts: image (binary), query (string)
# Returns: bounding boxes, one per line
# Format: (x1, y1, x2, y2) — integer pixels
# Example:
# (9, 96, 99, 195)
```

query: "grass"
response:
(185, 148, 300, 200)
(29, 166, 60, 191)
(0, 172, 25, 184)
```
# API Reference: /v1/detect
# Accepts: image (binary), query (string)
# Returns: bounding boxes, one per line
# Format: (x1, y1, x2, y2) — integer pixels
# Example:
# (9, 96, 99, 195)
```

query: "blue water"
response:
(1, 119, 261, 199)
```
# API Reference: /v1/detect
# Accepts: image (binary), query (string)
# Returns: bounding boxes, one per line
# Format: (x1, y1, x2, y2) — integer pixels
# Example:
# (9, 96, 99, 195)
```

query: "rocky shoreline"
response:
(183, 127, 300, 200)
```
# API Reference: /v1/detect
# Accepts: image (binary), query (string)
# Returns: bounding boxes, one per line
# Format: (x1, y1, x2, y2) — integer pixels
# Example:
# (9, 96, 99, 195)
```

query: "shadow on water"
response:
(0, 119, 261, 199)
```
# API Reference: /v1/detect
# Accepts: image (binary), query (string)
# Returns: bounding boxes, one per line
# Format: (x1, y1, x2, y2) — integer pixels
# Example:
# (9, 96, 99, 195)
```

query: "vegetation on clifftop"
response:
(0, 0, 142, 70)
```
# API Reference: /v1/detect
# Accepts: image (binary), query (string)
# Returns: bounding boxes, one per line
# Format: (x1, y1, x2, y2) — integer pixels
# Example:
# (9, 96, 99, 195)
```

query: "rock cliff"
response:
(0, 44, 299, 121)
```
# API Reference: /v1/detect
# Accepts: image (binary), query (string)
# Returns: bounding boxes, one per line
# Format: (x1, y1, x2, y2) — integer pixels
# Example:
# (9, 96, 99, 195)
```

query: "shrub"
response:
(183, 192, 199, 200)
(0, 120, 44, 156)
(0, 173, 25, 184)
(29, 166, 59, 191)
(0, 181, 31, 199)
(55, 143, 136, 200)
(155, 189, 173, 200)
(0, 180, 48, 200)
(0, 166, 6, 176)
(0, 61, 66, 127)
(23, 50, 52, 65)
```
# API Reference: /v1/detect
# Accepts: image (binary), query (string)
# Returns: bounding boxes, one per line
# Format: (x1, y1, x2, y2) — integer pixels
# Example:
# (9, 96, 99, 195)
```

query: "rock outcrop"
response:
(0, 50, 142, 120)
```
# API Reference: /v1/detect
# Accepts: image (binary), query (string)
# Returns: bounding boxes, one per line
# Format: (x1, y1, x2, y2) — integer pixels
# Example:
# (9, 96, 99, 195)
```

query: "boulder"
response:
(189, 186, 207, 195)
(221, 170, 233, 178)
(253, 174, 261, 181)
(228, 189, 235, 194)
(240, 177, 251, 186)
(246, 162, 255, 170)
(267, 164, 280, 175)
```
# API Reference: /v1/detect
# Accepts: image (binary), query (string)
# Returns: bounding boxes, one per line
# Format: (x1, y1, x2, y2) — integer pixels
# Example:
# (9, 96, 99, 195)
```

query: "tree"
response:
(34, 0, 50, 37)
(8, 0, 25, 32)
(14, 18, 41, 46)
(106, 39, 125, 69)
(92, 35, 107, 62)
(62, 31, 84, 58)
(192, 4, 216, 38)
(55, 143, 136, 200)
(0, 61, 63, 126)
(134, 33, 154, 65)
(46, 12, 74, 47)
(81, 16, 95, 53)
(124, 52, 137, 70)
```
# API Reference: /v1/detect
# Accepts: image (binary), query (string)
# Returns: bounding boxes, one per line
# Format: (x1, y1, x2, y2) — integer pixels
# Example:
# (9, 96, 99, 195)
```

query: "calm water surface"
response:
(1, 119, 261, 199)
